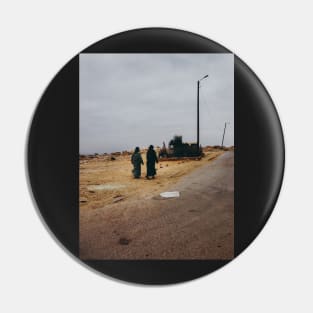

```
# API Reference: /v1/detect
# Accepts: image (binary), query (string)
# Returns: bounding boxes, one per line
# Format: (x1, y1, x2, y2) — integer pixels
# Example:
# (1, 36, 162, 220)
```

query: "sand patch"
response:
(80, 149, 224, 210)
(87, 183, 127, 191)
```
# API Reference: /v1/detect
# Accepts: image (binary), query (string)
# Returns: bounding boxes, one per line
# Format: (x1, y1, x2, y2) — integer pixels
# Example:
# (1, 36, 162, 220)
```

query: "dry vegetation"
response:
(79, 146, 230, 210)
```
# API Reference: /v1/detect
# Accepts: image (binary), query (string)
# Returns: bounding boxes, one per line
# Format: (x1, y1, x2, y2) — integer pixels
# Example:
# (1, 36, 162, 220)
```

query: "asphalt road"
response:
(80, 151, 234, 260)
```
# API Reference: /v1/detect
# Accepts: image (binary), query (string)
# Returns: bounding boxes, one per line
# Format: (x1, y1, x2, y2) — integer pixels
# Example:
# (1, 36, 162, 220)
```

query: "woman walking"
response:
(146, 145, 158, 179)
(131, 147, 144, 178)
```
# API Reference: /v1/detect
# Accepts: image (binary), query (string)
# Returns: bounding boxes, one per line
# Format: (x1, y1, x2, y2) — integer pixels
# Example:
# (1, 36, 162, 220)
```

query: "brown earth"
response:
(79, 148, 224, 210)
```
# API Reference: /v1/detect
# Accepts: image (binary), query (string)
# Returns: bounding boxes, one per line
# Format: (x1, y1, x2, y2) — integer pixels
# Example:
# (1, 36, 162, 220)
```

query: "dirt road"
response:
(80, 151, 234, 259)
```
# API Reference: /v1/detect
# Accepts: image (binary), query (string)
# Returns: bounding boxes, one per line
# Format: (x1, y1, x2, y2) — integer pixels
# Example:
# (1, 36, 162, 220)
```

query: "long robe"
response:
(146, 149, 158, 177)
(131, 152, 144, 178)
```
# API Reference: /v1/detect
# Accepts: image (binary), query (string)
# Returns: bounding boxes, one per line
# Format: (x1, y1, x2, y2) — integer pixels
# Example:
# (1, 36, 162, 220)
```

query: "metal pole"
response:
(221, 122, 227, 147)
(197, 80, 200, 152)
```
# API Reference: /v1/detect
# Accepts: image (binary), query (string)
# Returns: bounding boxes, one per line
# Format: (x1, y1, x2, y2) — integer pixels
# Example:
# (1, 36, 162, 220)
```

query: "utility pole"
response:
(221, 122, 228, 147)
(197, 80, 200, 152)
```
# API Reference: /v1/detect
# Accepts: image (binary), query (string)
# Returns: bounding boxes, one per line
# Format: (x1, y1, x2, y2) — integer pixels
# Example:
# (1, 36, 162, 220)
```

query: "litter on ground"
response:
(160, 191, 180, 198)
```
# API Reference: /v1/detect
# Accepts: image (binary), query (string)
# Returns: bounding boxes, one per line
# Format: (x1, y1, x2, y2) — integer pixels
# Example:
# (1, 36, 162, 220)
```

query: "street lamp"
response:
(197, 74, 209, 153)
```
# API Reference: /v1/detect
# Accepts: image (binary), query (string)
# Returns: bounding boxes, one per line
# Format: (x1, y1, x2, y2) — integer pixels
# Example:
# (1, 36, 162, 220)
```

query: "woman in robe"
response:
(146, 145, 158, 179)
(131, 147, 144, 178)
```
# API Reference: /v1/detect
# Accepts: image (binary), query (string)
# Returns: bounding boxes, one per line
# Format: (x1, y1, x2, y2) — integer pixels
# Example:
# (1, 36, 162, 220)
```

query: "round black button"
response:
(27, 28, 284, 284)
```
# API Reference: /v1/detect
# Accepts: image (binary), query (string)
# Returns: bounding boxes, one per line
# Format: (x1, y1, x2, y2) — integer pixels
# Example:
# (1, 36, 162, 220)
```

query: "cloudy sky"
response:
(80, 53, 234, 154)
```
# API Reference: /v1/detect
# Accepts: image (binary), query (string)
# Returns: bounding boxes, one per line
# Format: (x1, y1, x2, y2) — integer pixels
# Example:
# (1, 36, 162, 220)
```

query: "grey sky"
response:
(80, 53, 234, 154)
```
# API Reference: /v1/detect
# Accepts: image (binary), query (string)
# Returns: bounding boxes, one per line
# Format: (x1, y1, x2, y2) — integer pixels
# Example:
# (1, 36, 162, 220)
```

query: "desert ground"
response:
(79, 147, 234, 259)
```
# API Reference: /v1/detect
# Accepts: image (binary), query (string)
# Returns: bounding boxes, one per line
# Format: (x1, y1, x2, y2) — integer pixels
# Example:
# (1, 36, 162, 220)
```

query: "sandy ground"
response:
(79, 149, 234, 260)
(80, 149, 223, 210)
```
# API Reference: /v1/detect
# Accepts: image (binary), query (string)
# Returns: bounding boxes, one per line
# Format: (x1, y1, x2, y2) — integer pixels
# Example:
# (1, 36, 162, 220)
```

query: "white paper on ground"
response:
(160, 191, 180, 198)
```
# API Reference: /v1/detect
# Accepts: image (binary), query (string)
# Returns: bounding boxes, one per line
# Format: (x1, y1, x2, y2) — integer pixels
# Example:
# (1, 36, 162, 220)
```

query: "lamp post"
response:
(197, 74, 209, 153)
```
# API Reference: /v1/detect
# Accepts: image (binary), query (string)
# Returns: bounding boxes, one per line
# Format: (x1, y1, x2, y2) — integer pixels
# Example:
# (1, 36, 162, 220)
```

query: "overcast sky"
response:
(80, 53, 234, 154)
